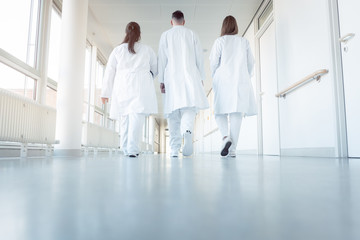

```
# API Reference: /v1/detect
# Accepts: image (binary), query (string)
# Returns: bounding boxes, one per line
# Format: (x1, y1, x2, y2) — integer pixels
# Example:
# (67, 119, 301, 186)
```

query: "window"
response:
(94, 111, 103, 126)
(48, 6, 62, 81)
(0, 62, 36, 100)
(83, 103, 89, 122)
(44, 4, 63, 107)
(83, 43, 93, 122)
(82, 45, 110, 127)
(94, 59, 105, 108)
(107, 118, 115, 131)
(81, 44, 118, 131)
(46, 86, 57, 108)
(0, 0, 41, 67)
(83, 44, 92, 106)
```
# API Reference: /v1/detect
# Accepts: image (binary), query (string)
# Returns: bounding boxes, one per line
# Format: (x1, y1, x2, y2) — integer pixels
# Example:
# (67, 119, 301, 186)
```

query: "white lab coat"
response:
(158, 26, 209, 115)
(209, 35, 257, 116)
(101, 43, 158, 119)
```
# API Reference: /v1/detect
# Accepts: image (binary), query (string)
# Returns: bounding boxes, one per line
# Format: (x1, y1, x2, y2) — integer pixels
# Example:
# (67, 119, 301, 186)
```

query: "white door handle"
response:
(339, 33, 355, 44)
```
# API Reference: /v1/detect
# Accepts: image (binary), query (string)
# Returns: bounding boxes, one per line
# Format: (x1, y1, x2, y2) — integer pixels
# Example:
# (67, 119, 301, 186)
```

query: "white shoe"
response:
(220, 136, 232, 157)
(228, 151, 236, 158)
(171, 150, 179, 158)
(182, 130, 193, 156)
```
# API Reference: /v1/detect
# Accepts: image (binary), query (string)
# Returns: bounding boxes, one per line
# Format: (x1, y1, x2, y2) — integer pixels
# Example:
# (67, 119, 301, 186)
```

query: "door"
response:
(259, 22, 280, 155)
(338, 0, 360, 157)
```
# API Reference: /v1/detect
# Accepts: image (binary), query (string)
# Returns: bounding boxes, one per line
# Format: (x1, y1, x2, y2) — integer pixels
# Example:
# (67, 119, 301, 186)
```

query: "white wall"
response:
(274, 0, 338, 156)
(87, 8, 113, 59)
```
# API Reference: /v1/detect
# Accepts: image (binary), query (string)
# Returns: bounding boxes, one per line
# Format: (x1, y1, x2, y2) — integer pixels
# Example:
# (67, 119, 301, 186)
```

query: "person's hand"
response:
(101, 97, 109, 105)
(160, 83, 166, 93)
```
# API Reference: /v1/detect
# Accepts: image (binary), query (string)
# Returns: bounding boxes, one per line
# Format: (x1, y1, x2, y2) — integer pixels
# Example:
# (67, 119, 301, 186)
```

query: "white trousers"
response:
(120, 113, 145, 155)
(168, 108, 196, 152)
(215, 113, 243, 152)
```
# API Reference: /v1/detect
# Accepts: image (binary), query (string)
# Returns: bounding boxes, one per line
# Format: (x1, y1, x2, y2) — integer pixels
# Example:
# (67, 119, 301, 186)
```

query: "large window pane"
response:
(48, 7, 62, 81)
(46, 86, 57, 108)
(0, 62, 36, 100)
(0, 0, 40, 67)
(94, 59, 105, 108)
(82, 44, 92, 123)
(94, 111, 103, 126)
(83, 103, 89, 122)
(82, 47, 107, 126)
(115, 121, 120, 133)
(83, 44, 92, 103)
(107, 118, 115, 130)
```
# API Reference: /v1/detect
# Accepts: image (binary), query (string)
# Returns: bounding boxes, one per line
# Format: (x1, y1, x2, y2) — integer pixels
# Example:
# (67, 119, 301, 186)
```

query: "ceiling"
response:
(88, 0, 263, 116)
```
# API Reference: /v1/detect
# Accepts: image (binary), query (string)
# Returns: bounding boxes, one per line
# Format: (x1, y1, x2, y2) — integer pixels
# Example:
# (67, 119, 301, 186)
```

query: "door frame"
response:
(254, 0, 281, 155)
(328, 0, 349, 158)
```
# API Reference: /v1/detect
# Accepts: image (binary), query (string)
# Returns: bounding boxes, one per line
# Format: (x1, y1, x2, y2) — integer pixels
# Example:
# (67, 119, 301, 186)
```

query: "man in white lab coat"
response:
(158, 10, 209, 157)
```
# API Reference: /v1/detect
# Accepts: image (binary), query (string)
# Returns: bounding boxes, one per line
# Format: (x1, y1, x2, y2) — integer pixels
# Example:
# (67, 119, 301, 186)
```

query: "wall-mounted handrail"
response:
(339, 33, 355, 43)
(275, 69, 329, 98)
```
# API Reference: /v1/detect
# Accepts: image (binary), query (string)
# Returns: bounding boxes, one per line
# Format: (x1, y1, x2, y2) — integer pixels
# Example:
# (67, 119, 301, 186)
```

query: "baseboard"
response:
(0, 149, 21, 158)
(198, 150, 258, 155)
(237, 149, 258, 155)
(196, 148, 336, 158)
(280, 147, 336, 158)
(54, 149, 82, 157)
(0, 147, 49, 158)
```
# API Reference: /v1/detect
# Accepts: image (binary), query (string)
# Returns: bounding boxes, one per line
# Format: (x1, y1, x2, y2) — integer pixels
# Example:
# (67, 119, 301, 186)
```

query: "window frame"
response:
(0, 0, 42, 100)
(0, 0, 118, 131)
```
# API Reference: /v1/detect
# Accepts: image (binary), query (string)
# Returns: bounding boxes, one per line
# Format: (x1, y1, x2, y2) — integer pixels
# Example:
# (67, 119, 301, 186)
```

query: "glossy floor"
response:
(0, 153, 359, 240)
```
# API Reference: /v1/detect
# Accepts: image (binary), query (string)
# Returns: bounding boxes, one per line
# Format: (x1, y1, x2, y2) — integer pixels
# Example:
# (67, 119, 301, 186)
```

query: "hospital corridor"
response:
(0, 0, 359, 239)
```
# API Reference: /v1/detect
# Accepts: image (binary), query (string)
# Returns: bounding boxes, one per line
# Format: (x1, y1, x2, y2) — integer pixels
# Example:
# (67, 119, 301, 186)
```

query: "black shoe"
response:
(129, 154, 137, 158)
(221, 137, 232, 157)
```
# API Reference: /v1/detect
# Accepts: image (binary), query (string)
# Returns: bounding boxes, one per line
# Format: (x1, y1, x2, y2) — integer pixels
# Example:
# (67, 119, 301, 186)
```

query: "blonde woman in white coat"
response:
(209, 16, 257, 157)
(101, 22, 158, 158)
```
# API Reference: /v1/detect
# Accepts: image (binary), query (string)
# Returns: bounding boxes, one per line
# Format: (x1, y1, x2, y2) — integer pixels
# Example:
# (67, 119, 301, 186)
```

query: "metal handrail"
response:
(275, 69, 329, 98)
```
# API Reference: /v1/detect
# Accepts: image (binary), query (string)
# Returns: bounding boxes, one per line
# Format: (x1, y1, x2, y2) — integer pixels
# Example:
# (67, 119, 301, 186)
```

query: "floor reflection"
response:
(0, 154, 359, 240)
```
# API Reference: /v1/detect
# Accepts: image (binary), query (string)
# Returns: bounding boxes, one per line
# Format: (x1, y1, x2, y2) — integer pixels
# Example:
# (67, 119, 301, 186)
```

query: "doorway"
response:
(256, 1, 280, 156)
(338, 0, 360, 157)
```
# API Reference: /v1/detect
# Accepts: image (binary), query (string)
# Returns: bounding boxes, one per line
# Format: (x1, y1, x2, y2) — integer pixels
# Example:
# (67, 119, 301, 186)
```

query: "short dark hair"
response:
(221, 15, 238, 36)
(172, 10, 184, 21)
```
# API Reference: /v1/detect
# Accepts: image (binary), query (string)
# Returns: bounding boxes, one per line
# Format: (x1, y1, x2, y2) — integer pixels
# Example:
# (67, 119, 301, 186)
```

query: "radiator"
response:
(81, 122, 119, 148)
(0, 88, 57, 144)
